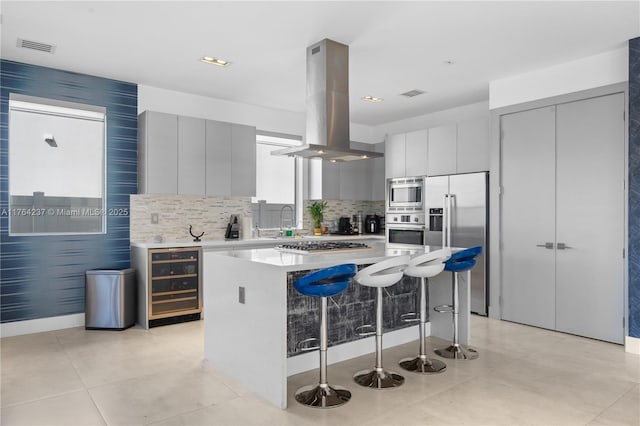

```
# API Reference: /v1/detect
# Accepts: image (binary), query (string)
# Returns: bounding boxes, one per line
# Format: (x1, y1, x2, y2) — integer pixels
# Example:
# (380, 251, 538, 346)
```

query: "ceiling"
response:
(1, 1, 639, 126)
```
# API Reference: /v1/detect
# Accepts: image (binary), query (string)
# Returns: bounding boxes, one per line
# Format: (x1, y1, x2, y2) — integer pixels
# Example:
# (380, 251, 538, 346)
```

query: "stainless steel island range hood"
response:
(273, 39, 382, 162)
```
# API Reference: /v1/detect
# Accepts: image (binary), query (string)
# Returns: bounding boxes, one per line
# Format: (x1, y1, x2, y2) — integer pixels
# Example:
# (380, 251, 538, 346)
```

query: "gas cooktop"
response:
(275, 241, 371, 254)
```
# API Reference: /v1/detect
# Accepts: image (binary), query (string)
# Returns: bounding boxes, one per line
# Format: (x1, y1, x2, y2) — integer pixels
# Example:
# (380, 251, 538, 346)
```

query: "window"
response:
(251, 133, 302, 230)
(7, 95, 106, 235)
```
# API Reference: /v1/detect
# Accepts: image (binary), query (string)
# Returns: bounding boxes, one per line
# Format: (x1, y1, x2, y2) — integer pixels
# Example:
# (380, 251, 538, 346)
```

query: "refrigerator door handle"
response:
(447, 194, 454, 248)
(442, 194, 448, 248)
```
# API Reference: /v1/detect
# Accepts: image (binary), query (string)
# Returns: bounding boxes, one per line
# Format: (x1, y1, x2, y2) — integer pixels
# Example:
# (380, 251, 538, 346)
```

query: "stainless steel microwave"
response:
(387, 176, 425, 210)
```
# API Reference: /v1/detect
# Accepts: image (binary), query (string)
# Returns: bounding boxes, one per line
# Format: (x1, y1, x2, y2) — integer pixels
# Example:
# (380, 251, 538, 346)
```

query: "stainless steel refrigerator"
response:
(425, 172, 488, 315)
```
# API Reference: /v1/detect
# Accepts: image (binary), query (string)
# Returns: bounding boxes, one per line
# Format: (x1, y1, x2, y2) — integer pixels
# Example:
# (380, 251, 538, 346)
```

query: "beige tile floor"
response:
(1, 316, 639, 426)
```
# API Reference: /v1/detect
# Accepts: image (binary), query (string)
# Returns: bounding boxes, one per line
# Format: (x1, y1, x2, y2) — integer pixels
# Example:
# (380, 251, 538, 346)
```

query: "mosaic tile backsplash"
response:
(130, 196, 386, 242)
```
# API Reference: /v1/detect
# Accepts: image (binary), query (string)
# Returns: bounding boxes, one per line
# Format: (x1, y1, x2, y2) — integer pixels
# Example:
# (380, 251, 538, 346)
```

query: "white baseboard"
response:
(287, 324, 424, 376)
(625, 335, 640, 354)
(0, 313, 85, 338)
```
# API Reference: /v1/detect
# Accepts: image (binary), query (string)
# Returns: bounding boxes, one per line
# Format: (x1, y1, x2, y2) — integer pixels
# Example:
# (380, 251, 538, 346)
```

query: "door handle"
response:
(535, 242, 554, 249)
(442, 194, 448, 248)
(556, 242, 573, 250)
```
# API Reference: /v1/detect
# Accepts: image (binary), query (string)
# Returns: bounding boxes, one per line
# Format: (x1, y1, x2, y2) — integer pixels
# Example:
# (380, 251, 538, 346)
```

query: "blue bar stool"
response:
(434, 246, 482, 360)
(353, 255, 411, 389)
(399, 248, 452, 373)
(293, 263, 357, 408)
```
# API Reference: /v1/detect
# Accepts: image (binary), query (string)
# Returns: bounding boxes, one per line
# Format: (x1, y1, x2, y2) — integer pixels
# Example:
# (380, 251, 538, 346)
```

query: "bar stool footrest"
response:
(295, 383, 351, 408)
(296, 337, 320, 352)
(434, 304, 454, 313)
(400, 312, 420, 323)
(354, 324, 376, 337)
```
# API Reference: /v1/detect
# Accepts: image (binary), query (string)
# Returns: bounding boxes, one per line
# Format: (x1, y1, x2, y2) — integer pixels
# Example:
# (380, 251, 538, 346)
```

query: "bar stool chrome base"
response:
(294, 383, 351, 408)
(353, 367, 405, 389)
(435, 343, 479, 360)
(399, 355, 447, 374)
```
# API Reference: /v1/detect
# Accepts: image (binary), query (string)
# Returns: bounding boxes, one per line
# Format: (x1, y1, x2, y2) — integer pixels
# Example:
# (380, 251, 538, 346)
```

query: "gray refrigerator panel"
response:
(426, 172, 488, 315)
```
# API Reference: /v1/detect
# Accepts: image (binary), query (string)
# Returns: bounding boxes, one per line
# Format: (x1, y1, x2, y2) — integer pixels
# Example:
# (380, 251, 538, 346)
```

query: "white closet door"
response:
(555, 93, 625, 343)
(501, 106, 557, 329)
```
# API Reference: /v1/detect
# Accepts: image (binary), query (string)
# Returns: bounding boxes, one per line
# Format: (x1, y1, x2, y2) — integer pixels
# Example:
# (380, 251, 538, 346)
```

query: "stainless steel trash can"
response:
(85, 268, 136, 330)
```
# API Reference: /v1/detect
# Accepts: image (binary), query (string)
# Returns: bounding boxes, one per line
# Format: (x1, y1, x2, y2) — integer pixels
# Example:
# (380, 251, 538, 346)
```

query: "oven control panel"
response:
(386, 213, 425, 225)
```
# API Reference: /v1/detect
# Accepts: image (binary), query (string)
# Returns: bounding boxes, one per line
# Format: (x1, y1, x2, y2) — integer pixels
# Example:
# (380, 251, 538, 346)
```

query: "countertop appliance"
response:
(387, 176, 425, 211)
(364, 214, 380, 234)
(425, 172, 488, 316)
(337, 217, 353, 234)
(275, 241, 370, 254)
(225, 214, 240, 240)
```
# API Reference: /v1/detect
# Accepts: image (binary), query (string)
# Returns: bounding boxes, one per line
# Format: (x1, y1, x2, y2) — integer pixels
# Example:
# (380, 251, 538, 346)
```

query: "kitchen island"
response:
(203, 242, 471, 408)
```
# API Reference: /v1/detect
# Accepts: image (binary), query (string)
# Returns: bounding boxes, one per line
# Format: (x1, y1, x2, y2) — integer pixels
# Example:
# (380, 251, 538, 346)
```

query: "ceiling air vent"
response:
(17, 38, 56, 54)
(400, 89, 426, 98)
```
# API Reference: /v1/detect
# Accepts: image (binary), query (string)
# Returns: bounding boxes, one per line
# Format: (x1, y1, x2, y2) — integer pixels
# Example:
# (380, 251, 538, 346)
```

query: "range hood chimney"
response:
(273, 39, 382, 161)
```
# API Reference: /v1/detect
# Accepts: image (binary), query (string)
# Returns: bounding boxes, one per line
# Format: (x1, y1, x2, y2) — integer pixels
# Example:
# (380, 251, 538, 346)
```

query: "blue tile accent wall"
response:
(629, 38, 640, 338)
(0, 60, 137, 323)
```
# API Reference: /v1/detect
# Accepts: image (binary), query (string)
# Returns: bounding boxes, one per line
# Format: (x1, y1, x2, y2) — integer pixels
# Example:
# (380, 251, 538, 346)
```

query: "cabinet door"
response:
(500, 106, 556, 330)
(145, 111, 178, 194)
(371, 156, 386, 201)
(385, 133, 406, 178)
(321, 160, 341, 200)
(427, 124, 457, 176)
(405, 129, 428, 177)
(231, 124, 256, 196)
(205, 120, 231, 196)
(178, 116, 206, 196)
(457, 118, 490, 173)
(555, 93, 625, 344)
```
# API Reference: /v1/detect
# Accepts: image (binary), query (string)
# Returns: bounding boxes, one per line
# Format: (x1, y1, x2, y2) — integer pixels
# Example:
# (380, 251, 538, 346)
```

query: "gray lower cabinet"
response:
(138, 111, 178, 194)
(501, 92, 625, 344)
(138, 111, 256, 196)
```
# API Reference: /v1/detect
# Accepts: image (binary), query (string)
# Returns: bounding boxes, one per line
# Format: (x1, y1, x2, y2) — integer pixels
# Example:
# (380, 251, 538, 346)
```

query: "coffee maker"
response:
(225, 215, 240, 240)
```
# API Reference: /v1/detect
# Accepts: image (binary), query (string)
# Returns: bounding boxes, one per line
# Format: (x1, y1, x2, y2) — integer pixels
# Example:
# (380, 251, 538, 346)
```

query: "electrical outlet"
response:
(151, 213, 158, 224)
(239, 286, 245, 304)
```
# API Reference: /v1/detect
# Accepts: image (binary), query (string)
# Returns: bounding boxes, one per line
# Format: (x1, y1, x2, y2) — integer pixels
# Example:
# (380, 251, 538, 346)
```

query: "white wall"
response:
(371, 101, 490, 139)
(138, 84, 377, 143)
(489, 47, 628, 110)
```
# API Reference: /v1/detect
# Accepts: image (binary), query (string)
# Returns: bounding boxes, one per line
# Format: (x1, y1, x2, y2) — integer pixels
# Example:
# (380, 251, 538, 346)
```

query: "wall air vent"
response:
(17, 38, 56, 54)
(400, 89, 426, 98)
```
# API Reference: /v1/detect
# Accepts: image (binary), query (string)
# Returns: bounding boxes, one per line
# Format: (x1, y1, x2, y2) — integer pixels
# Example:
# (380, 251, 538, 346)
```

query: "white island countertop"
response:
(130, 234, 384, 250)
(210, 241, 427, 272)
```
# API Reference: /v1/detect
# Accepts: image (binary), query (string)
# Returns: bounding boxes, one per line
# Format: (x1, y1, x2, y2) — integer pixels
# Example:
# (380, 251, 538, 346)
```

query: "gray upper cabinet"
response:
(371, 143, 386, 200)
(457, 118, 490, 174)
(138, 111, 178, 194)
(404, 129, 428, 177)
(341, 158, 371, 200)
(385, 130, 428, 178)
(230, 124, 257, 197)
(138, 111, 256, 197)
(427, 124, 457, 176)
(178, 116, 206, 196)
(205, 120, 232, 196)
(385, 133, 406, 178)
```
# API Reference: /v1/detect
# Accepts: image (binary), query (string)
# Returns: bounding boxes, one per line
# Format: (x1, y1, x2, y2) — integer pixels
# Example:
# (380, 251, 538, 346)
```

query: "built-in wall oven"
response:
(386, 213, 426, 248)
(387, 177, 425, 211)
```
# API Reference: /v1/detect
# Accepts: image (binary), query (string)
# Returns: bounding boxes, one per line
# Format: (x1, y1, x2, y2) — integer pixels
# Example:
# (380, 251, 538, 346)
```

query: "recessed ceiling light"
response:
(200, 56, 231, 67)
(443, 60, 456, 65)
(362, 96, 383, 103)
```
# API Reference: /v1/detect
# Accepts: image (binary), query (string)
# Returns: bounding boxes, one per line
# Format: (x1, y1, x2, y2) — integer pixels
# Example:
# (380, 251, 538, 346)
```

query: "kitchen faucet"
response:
(280, 205, 294, 236)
